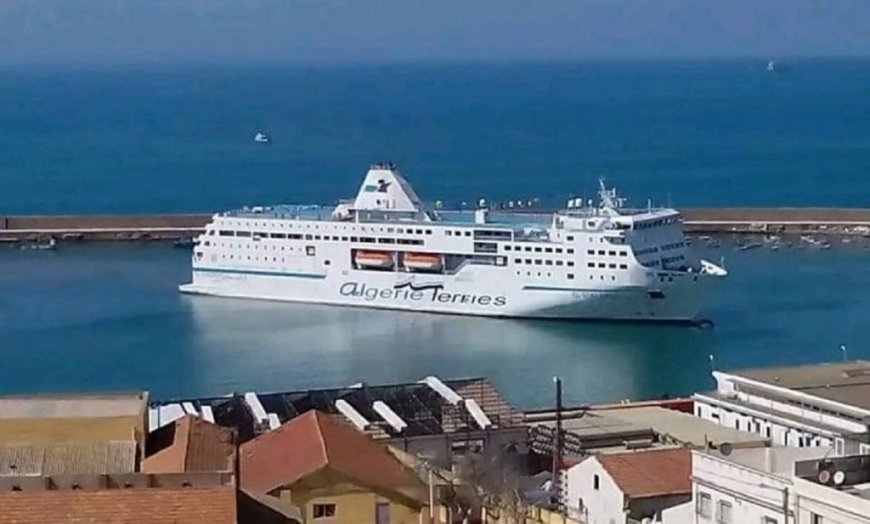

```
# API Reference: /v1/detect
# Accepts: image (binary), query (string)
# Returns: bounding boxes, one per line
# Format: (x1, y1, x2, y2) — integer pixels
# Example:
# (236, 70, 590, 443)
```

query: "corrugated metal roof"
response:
(0, 441, 136, 476)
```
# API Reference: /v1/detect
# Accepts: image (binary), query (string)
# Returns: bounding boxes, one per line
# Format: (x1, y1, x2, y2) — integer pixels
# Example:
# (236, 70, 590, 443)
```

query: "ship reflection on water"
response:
(183, 295, 711, 408)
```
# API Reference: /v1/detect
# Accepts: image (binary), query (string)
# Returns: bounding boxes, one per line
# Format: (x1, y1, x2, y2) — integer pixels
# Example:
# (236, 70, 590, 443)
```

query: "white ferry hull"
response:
(179, 264, 720, 322)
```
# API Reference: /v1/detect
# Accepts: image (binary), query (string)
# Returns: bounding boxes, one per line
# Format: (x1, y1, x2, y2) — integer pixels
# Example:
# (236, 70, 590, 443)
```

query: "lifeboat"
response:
(355, 250, 394, 269)
(404, 252, 442, 271)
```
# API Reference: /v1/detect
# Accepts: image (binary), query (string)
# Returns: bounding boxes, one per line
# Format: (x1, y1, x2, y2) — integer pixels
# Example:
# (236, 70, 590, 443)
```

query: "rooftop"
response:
(240, 410, 423, 502)
(598, 448, 691, 499)
(143, 415, 235, 474)
(725, 360, 870, 411)
(0, 441, 136, 476)
(0, 486, 236, 524)
(0, 392, 147, 420)
(697, 446, 833, 478)
(152, 376, 521, 442)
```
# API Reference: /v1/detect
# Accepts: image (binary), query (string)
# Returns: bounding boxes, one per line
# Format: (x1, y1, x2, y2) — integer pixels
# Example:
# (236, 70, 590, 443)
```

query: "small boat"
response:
(354, 251, 393, 269)
(767, 60, 776, 72)
(737, 242, 763, 252)
(20, 237, 56, 251)
(404, 253, 443, 271)
(174, 238, 197, 249)
(254, 132, 271, 143)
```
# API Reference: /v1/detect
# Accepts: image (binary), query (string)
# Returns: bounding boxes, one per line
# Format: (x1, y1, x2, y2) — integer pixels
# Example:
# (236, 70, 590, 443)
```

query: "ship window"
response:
(598, 250, 605, 255)
(534, 247, 542, 253)
(237, 231, 251, 237)
(588, 262, 595, 268)
(350, 237, 358, 242)
(270, 233, 286, 239)
(208, 230, 215, 236)
(314, 235, 321, 240)
(609, 263, 616, 269)
(525, 259, 532, 264)
(446, 231, 452, 236)
(556, 260, 563, 266)
(289, 234, 303, 240)
(587, 250, 595, 255)
(619, 264, 627, 269)
(504, 246, 511, 251)
(496, 257, 506, 266)
(556, 248, 563, 253)
(609, 251, 616, 256)
(465, 231, 471, 237)
(306, 246, 315, 256)
(305, 234, 313, 240)
(567, 236, 574, 241)
(360, 237, 376, 243)
(534, 260, 542, 265)
(545, 248, 553, 253)
(425, 229, 432, 235)
(619, 251, 627, 256)
(598, 263, 606, 268)
(378, 238, 395, 244)
(324, 260, 330, 266)
(416, 229, 423, 234)
(567, 274, 574, 279)
(545, 260, 553, 266)
(341, 236, 348, 241)
(567, 261, 574, 267)
(567, 249, 574, 254)
(515, 259, 522, 264)
(525, 247, 532, 252)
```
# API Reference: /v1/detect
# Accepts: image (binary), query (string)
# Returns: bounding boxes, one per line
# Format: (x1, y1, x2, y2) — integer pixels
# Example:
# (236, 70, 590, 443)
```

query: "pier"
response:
(2, 208, 869, 243)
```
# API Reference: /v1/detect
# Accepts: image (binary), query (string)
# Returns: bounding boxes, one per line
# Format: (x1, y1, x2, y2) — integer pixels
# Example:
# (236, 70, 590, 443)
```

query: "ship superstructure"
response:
(180, 164, 726, 321)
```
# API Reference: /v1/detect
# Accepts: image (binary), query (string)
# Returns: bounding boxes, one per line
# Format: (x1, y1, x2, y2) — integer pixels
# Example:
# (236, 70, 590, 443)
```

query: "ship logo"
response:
(364, 179, 392, 193)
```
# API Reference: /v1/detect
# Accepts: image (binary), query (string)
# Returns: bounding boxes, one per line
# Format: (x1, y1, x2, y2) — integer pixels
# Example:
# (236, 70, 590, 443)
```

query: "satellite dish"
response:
(818, 469, 832, 484)
(719, 442, 733, 456)
(833, 470, 846, 486)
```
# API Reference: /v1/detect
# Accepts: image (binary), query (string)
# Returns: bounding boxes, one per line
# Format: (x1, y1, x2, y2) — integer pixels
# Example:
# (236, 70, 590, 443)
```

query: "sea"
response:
(2, 59, 870, 409)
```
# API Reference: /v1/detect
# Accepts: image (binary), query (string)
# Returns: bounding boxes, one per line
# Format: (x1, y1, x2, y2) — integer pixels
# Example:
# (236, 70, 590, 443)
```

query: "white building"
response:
(693, 361, 870, 455)
(691, 446, 831, 524)
(792, 454, 870, 524)
(563, 448, 692, 524)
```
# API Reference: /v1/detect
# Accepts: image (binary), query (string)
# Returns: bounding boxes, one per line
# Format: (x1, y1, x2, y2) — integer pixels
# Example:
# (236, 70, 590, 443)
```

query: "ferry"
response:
(180, 164, 727, 321)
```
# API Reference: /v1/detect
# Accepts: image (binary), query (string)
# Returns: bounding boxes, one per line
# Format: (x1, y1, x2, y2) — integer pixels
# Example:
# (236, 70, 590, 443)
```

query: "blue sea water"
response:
(2, 59, 870, 214)
(0, 243, 868, 408)
(2, 60, 870, 408)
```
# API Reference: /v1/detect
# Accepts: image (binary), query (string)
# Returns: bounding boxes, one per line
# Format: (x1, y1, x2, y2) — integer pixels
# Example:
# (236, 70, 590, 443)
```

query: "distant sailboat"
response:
(254, 131, 271, 143)
(767, 60, 776, 72)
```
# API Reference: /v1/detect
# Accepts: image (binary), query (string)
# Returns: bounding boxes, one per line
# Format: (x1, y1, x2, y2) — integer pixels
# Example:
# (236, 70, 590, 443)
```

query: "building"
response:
(240, 410, 429, 524)
(792, 454, 870, 524)
(152, 376, 528, 469)
(562, 448, 692, 524)
(693, 361, 870, 454)
(691, 445, 831, 524)
(143, 414, 235, 473)
(0, 392, 149, 451)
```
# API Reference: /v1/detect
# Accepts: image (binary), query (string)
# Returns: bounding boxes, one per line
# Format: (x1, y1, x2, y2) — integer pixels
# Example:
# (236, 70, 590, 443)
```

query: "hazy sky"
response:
(1, 0, 868, 64)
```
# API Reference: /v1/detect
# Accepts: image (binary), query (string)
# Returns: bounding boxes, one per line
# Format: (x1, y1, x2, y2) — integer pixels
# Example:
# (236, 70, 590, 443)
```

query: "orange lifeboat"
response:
(355, 250, 394, 269)
(404, 252, 442, 271)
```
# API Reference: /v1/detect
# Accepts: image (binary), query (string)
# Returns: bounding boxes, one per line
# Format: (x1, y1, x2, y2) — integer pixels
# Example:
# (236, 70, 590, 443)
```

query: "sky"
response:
(0, 0, 868, 65)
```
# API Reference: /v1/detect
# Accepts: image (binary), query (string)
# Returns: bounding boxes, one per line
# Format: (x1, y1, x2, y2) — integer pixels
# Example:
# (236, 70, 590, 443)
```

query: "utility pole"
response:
(552, 376, 563, 511)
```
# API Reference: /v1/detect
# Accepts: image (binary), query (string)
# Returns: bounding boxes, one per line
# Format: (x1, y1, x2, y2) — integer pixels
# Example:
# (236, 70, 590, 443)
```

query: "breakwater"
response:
(1, 208, 869, 243)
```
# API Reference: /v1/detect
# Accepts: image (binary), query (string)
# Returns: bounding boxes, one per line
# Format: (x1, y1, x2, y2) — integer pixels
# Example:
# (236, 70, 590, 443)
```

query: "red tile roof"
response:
(240, 410, 423, 501)
(0, 486, 236, 524)
(598, 449, 691, 499)
(143, 415, 234, 474)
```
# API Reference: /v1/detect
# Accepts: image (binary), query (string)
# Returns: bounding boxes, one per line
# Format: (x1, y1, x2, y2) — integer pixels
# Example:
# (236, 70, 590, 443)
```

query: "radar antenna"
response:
(598, 178, 625, 215)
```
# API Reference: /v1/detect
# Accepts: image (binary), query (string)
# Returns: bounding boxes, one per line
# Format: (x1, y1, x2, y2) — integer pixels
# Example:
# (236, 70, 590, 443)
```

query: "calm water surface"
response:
(1, 244, 867, 408)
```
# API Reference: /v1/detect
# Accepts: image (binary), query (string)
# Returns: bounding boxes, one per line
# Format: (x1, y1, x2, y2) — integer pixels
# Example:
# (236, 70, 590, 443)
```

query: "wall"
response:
(563, 458, 625, 524)
(0, 417, 141, 446)
(285, 480, 422, 524)
(691, 451, 791, 524)
(793, 478, 870, 524)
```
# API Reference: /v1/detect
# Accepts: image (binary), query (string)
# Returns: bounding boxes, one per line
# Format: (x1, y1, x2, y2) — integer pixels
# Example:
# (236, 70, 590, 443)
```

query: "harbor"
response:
(2, 207, 870, 245)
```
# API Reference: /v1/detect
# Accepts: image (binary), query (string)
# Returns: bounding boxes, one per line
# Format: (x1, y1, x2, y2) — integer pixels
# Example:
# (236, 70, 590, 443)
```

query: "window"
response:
(313, 504, 336, 519)
(593, 474, 600, 490)
(375, 502, 390, 524)
(716, 500, 732, 524)
(306, 246, 316, 256)
(696, 492, 712, 518)
(811, 514, 823, 524)
(567, 274, 574, 280)
(762, 517, 778, 524)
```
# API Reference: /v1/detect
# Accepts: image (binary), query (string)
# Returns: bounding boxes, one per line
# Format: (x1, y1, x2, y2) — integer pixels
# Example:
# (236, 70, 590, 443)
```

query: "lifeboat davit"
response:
(355, 250, 394, 269)
(404, 252, 442, 271)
